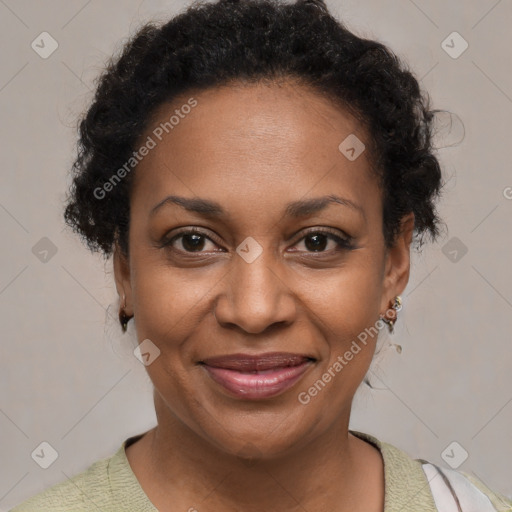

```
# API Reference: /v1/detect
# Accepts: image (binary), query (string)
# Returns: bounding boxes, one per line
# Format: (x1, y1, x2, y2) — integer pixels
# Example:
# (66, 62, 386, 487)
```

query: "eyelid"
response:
(291, 226, 352, 243)
(161, 226, 354, 253)
(162, 227, 224, 250)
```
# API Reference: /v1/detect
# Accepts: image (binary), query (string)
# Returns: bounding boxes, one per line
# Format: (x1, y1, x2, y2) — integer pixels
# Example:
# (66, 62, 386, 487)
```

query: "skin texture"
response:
(114, 80, 414, 512)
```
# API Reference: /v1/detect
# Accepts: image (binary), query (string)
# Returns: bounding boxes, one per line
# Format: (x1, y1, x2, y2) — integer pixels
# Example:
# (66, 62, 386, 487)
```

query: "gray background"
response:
(1, 0, 511, 509)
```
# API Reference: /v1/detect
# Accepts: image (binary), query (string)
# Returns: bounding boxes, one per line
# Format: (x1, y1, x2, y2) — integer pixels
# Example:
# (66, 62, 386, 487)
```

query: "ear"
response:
(113, 242, 133, 316)
(379, 212, 415, 315)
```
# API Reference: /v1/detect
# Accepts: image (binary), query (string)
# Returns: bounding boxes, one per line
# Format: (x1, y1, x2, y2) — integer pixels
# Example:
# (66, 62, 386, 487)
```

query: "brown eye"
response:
(303, 233, 330, 252)
(179, 233, 207, 252)
(290, 229, 354, 254)
(162, 229, 222, 253)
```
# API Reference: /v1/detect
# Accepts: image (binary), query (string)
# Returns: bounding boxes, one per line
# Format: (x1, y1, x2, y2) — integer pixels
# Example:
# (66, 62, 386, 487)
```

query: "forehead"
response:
(131, 81, 380, 223)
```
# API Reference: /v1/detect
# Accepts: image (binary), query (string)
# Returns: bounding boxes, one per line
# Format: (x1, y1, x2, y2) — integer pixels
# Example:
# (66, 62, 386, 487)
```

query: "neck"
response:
(126, 393, 384, 512)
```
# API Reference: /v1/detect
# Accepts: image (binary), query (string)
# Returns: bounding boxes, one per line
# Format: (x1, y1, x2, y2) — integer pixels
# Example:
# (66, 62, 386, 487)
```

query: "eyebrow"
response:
(149, 194, 365, 220)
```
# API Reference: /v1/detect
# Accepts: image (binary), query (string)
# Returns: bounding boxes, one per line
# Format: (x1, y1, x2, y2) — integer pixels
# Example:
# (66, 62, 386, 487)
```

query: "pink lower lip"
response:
(201, 361, 314, 400)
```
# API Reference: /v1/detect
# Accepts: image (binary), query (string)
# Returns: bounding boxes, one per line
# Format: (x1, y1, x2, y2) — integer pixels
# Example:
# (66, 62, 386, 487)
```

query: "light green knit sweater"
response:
(10, 429, 512, 511)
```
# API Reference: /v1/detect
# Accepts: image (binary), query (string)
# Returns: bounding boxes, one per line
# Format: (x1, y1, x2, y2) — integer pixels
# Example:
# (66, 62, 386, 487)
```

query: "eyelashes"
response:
(291, 229, 354, 253)
(160, 227, 355, 256)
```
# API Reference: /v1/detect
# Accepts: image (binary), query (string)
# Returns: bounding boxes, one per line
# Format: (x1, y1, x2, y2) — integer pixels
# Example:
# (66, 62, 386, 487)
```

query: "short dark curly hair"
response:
(63, 0, 446, 260)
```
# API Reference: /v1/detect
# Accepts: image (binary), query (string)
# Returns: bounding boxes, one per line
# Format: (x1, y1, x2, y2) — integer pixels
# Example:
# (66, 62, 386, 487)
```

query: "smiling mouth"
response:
(198, 352, 316, 400)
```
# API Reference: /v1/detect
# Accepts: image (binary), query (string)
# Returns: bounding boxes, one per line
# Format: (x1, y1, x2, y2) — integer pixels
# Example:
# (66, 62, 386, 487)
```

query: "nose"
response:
(213, 248, 297, 334)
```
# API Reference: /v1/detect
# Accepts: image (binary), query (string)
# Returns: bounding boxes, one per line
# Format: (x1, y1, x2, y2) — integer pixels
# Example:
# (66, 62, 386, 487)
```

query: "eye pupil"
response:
(305, 233, 328, 252)
(182, 234, 205, 251)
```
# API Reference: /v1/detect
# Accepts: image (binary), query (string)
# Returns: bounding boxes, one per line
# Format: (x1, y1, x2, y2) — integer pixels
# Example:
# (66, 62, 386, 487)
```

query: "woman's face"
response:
(114, 81, 413, 457)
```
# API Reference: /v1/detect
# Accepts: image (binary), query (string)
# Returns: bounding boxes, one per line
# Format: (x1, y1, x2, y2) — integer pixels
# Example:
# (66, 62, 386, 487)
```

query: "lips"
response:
(200, 352, 315, 372)
(199, 352, 316, 399)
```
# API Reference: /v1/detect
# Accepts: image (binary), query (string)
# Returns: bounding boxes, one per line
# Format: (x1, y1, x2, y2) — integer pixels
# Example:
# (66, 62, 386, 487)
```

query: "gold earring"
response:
(380, 295, 402, 335)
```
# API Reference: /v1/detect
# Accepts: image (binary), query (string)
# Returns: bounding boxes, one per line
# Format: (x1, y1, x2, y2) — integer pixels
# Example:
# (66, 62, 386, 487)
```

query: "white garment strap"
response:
(421, 463, 499, 512)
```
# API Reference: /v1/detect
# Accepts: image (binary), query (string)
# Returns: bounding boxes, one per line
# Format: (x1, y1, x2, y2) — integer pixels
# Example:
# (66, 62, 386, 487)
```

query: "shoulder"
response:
(349, 429, 512, 511)
(420, 462, 512, 511)
(9, 435, 156, 512)
(9, 454, 112, 512)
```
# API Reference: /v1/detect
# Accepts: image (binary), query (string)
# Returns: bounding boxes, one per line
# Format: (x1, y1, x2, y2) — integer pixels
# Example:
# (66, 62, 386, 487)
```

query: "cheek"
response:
(305, 260, 383, 382)
(306, 259, 383, 336)
(130, 261, 204, 405)
(130, 254, 215, 341)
